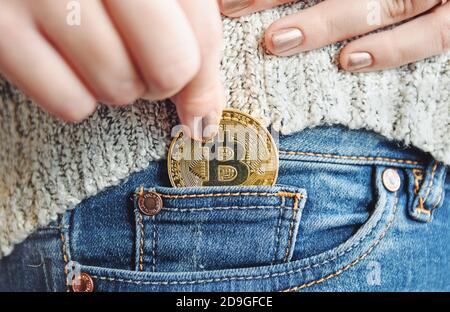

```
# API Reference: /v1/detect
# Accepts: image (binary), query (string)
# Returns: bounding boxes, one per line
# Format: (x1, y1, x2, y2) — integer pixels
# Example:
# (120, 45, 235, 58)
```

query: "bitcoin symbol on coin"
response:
(203, 129, 249, 186)
(168, 109, 279, 187)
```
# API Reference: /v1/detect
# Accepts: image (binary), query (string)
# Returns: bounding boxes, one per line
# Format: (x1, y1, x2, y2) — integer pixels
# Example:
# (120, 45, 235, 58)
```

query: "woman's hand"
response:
(0, 0, 224, 140)
(219, 0, 450, 72)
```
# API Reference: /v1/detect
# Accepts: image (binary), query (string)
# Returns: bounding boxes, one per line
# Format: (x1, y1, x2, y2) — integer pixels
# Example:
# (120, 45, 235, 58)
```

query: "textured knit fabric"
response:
(0, 1, 449, 257)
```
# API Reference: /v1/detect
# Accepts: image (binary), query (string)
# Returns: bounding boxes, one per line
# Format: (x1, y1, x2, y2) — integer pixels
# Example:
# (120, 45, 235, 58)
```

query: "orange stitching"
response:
(423, 162, 438, 204)
(414, 162, 438, 215)
(138, 213, 145, 271)
(279, 150, 420, 165)
(416, 205, 432, 216)
(277, 192, 302, 199)
(157, 192, 304, 200)
(59, 229, 70, 292)
(283, 192, 399, 292)
(283, 194, 301, 262)
(415, 196, 433, 215)
(412, 169, 424, 195)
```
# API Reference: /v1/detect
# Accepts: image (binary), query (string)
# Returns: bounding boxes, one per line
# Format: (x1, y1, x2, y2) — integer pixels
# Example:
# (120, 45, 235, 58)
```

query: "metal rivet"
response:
(72, 272, 94, 292)
(138, 191, 162, 216)
(382, 168, 401, 192)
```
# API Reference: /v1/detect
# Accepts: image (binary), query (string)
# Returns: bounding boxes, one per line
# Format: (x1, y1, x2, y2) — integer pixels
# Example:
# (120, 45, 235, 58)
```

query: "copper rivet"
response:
(72, 272, 94, 292)
(138, 191, 162, 216)
(382, 168, 401, 192)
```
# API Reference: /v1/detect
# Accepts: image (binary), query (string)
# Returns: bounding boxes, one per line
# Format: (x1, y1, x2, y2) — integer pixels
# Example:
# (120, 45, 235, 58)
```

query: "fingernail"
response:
(221, 0, 253, 14)
(271, 28, 304, 54)
(346, 52, 373, 71)
(190, 117, 204, 142)
(202, 124, 219, 141)
(202, 111, 221, 141)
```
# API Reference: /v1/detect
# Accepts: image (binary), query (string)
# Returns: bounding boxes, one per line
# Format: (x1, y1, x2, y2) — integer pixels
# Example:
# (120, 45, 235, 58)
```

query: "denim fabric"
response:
(1, 126, 449, 292)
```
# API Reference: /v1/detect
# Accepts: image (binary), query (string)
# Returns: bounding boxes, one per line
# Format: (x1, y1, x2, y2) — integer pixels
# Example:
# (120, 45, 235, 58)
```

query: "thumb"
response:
(172, 0, 225, 141)
(172, 68, 224, 141)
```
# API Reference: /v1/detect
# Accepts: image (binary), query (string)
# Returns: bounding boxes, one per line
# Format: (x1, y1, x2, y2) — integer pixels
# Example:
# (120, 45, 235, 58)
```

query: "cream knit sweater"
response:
(1, 2, 449, 257)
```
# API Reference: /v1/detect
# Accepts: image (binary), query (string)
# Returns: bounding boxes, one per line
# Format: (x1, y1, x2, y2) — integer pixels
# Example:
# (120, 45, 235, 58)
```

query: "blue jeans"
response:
(1, 126, 449, 292)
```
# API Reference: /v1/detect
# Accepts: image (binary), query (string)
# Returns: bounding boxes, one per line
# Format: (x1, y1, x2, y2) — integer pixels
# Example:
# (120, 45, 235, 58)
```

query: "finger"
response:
(103, 0, 201, 101)
(218, 0, 294, 17)
(340, 4, 450, 72)
(32, 0, 146, 106)
(0, 9, 96, 122)
(174, 0, 224, 140)
(265, 0, 441, 56)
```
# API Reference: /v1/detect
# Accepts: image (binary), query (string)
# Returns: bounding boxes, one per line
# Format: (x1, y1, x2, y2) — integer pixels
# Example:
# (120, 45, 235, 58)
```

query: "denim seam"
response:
(89, 192, 394, 286)
(158, 192, 304, 199)
(423, 162, 438, 205)
(40, 252, 52, 292)
(415, 161, 438, 217)
(279, 150, 421, 166)
(138, 212, 145, 272)
(283, 194, 301, 262)
(161, 205, 292, 212)
(151, 216, 156, 273)
(282, 192, 399, 292)
(432, 191, 443, 210)
(59, 229, 70, 292)
(271, 207, 284, 265)
(38, 225, 68, 231)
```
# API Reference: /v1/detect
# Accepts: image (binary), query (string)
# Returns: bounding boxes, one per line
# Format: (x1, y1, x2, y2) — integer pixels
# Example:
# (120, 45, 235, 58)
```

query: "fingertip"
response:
(218, 0, 254, 17)
(175, 90, 224, 141)
(56, 97, 97, 124)
(264, 30, 276, 55)
(338, 47, 351, 71)
(176, 112, 203, 141)
(264, 26, 304, 56)
(98, 77, 147, 107)
(339, 47, 374, 72)
(180, 111, 221, 142)
(202, 108, 222, 140)
(219, 0, 295, 17)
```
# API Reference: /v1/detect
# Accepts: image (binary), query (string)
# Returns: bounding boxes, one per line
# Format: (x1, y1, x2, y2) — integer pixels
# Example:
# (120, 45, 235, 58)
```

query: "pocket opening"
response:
(133, 185, 307, 273)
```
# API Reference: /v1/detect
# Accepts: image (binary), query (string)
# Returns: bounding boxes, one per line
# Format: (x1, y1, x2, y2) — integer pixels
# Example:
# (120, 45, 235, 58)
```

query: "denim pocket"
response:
(133, 185, 307, 272)
(64, 162, 401, 291)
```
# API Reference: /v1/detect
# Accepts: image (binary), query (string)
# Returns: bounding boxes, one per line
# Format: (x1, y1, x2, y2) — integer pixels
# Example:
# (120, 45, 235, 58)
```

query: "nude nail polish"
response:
(346, 52, 373, 71)
(271, 28, 304, 54)
(202, 111, 220, 141)
(221, 0, 253, 14)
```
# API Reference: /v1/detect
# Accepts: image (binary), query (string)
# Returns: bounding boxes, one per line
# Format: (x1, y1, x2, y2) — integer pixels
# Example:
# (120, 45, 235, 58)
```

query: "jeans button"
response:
(382, 168, 401, 192)
(72, 273, 94, 292)
(138, 191, 163, 216)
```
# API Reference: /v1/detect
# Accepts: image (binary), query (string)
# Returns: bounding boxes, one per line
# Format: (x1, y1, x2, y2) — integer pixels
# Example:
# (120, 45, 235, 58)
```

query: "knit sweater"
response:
(1, 1, 449, 258)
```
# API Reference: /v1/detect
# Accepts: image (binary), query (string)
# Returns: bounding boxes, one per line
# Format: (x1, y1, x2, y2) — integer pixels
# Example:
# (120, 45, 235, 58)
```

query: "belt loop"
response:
(409, 161, 448, 222)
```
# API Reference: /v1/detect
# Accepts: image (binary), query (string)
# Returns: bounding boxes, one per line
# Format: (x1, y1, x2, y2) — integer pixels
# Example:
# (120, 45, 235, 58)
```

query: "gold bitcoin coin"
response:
(168, 109, 279, 187)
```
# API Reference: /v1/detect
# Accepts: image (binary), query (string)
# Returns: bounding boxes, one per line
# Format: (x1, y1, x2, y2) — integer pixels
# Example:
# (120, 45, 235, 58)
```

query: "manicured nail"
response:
(202, 111, 221, 141)
(202, 124, 219, 141)
(221, 0, 252, 14)
(271, 28, 304, 54)
(179, 114, 203, 142)
(346, 52, 373, 71)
